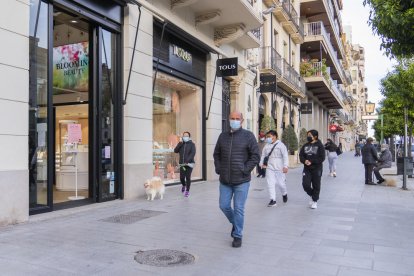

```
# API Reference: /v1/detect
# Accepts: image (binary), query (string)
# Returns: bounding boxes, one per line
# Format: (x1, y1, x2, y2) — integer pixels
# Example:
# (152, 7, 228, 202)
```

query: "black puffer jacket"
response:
(174, 140, 196, 165)
(361, 143, 378, 164)
(213, 128, 260, 186)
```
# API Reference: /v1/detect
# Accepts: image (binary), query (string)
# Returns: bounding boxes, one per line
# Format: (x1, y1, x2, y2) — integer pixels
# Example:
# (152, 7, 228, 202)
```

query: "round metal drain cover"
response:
(134, 249, 195, 267)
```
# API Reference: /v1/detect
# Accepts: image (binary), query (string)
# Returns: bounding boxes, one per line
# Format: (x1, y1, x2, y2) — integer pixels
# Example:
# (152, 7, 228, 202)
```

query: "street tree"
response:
(373, 61, 414, 150)
(363, 0, 414, 57)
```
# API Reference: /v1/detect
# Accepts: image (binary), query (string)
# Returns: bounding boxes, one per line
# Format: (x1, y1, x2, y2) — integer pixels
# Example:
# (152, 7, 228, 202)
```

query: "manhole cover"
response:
(100, 210, 166, 224)
(134, 249, 195, 267)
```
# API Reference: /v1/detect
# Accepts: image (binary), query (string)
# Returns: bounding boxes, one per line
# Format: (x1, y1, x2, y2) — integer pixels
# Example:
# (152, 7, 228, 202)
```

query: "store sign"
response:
(260, 74, 276, 92)
(169, 44, 192, 72)
(172, 45, 192, 62)
(300, 103, 313, 114)
(53, 42, 89, 94)
(216, 58, 238, 77)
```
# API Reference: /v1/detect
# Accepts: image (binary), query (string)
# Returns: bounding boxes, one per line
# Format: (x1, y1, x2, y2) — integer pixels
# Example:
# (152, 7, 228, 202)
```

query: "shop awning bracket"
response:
(123, 3, 142, 105)
(206, 53, 220, 121)
(152, 21, 168, 94)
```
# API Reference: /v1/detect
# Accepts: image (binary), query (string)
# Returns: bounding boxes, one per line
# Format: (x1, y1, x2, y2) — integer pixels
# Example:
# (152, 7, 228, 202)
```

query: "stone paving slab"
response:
(1, 153, 414, 275)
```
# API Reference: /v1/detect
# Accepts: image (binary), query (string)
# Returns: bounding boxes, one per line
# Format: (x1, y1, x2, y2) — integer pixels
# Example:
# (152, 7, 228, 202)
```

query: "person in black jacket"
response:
(299, 129, 326, 209)
(213, 111, 260, 248)
(174, 131, 196, 197)
(361, 137, 379, 185)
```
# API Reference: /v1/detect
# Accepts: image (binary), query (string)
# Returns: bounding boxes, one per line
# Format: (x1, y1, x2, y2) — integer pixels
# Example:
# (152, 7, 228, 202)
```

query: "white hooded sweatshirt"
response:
(259, 140, 289, 171)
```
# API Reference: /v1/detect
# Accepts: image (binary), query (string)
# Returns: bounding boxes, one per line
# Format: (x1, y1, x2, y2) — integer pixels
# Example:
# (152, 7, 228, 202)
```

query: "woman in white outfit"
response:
(324, 138, 338, 177)
(259, 130, 289, 207)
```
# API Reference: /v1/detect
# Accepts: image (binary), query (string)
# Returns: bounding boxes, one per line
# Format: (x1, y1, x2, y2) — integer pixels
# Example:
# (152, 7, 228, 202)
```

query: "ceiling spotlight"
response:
(70, 20, 78, 23)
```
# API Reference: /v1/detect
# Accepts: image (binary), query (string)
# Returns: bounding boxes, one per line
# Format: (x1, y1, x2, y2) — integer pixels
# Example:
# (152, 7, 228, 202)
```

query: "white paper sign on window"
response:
(67, 124, 82, 144)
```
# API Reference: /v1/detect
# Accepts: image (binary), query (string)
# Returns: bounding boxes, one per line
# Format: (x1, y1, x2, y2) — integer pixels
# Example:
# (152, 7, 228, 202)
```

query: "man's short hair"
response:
(266, 130, 278, 137)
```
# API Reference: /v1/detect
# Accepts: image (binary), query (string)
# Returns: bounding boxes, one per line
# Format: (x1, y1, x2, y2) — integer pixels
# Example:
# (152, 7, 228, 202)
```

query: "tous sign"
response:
(173, 45, 192, 62)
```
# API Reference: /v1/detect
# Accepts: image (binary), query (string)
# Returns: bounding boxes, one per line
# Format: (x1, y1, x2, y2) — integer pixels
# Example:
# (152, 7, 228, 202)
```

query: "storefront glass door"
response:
(29, 0, 122, 214)
(98, 28, 118, 201)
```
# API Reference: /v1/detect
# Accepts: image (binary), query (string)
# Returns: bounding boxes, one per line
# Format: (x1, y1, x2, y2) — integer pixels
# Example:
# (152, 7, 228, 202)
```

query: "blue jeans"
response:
(219, 182, 250, 239)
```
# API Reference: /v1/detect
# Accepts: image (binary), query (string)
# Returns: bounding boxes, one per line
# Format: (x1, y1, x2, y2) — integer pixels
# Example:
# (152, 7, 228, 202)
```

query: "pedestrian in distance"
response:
(213, 111, 260, 248)
(259, 130, 289, 207)
(355, 141, 362, 157)
(299, 130, 326, 209)
(174, 131, 196, 197)
(257, 132, 267, 178)
(361, 137, 379, 185)
(324, 138, 339, 177)
(374, 144, 392, 184)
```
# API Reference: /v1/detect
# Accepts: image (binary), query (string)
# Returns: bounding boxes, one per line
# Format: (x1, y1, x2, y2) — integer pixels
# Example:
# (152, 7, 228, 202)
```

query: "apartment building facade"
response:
(299, 0, 353, 142)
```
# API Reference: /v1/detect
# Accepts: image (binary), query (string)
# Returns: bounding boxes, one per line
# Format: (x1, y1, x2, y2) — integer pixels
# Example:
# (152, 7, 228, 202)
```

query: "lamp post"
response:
(365, 102, 383, 144)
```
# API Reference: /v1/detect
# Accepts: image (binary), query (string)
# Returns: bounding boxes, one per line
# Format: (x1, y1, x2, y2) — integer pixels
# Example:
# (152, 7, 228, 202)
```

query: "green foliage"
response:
(363, 0, 414, 57)
(372, 60, 414, 137)
(282, 125, 299, 155)
(260, 115, 276, 134)
(299, 128, 308, 148)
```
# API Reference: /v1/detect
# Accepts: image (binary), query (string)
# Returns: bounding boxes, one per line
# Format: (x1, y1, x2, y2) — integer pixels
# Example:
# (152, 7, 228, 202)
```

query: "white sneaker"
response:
(309, 199, 314, 207)
(310, 201, 318, 209)
(333, 172, 337, 177)
(329, 173, 333, 177)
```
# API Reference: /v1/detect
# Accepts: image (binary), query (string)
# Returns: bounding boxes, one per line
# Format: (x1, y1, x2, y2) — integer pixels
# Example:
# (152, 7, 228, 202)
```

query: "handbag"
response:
(336, 146, 342, 156)
(263, 143, 278, 166)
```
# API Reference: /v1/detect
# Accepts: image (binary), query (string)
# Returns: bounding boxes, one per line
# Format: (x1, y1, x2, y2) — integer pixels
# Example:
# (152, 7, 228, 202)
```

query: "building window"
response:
(351, 70, 357, 81)
(152, 72, 203, 184)
(283, 41, 288, 61)
(353, 89, 356, 95)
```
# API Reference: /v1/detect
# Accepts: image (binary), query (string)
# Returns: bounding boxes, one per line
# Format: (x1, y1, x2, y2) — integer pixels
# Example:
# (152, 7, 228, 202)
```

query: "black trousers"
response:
(302, 167, 322, 202)
(364, 164, 374, 183)
(257, 164, 266, 176)
(180, 166, 193, 191)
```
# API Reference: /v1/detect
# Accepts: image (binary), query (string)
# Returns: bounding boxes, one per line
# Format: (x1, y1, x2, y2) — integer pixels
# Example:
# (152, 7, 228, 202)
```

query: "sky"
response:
(341, 1, 395, 136)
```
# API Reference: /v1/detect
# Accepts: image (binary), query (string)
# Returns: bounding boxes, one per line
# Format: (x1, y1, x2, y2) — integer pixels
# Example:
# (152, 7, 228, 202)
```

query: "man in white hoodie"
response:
(259, 130, 289, 207)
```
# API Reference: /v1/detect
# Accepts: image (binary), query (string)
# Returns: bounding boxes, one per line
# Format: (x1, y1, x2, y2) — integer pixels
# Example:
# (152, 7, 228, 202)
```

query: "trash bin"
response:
(397, 157, 413, 175)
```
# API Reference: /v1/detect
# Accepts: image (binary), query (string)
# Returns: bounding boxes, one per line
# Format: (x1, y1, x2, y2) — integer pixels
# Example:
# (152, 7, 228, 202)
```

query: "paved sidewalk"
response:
(2, 153, 414, 276)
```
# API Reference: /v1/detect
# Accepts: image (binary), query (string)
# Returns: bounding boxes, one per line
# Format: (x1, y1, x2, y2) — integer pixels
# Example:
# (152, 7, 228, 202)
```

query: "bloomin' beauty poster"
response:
(53, 42, 89, 94)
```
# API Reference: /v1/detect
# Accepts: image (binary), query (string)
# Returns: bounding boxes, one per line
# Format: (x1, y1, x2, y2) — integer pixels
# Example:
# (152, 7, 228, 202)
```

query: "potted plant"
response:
(299, 128, 308, 148)
(260, 115, 276, 134)
(282, 125, 299, 155)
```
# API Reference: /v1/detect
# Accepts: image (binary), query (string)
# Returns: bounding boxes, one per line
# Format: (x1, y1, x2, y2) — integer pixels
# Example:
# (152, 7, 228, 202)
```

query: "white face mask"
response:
(260, 138, 265, 141)
(183, 137, 190, 142)
(266, 137, 273, 144)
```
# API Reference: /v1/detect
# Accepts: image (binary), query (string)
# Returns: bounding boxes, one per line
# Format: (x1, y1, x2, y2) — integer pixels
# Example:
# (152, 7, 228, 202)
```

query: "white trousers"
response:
(266, 170, 287, 201)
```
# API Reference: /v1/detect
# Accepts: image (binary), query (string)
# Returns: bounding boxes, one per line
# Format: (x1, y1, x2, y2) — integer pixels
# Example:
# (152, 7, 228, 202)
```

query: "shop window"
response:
(153, 72, 203, 184)
(29, 0, 49, 208)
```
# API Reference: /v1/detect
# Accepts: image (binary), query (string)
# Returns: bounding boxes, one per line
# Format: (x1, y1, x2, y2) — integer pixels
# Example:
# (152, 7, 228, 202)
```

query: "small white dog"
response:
(144, 176, 165, 200)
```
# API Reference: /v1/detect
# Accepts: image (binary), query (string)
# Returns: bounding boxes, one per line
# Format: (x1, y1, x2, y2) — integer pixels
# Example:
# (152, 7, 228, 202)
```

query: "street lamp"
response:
(365, 102, 375, 114)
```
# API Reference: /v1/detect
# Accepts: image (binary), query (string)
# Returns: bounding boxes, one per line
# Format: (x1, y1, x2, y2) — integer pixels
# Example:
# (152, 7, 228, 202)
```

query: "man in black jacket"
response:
(213, 111, 260, 248)
(299, 129, 326, 209)
(361, 137, 379, 185)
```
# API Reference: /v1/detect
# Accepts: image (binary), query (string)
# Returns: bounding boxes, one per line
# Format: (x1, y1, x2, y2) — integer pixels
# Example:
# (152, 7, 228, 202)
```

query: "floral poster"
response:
(53, 42, 89, 94)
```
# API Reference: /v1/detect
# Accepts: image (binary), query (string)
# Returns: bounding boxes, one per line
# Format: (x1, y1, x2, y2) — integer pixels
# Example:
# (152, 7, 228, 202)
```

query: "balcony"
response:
(173, 0, 263, 48)
(301, 61, 345, 109)
(259, 46, 283, 76)
(279, 59, 306, 98)
(303, 21, 347, 84)
(259, 47, 305, 98)
(264, 0, 304, 43)
(300, 0, 345, 59)
(235, 28, 261, 49)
